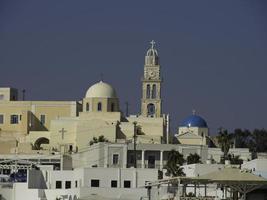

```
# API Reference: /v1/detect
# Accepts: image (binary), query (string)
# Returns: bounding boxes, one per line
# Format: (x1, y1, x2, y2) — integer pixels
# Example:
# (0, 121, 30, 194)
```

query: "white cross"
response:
(59, 128, 67, 140)
(150, 40, 155, 49)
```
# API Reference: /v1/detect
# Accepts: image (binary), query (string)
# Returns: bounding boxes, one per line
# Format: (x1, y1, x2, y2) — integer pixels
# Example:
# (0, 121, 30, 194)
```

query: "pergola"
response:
(194, 167, 267, 200)
(144, 167, 267, 200)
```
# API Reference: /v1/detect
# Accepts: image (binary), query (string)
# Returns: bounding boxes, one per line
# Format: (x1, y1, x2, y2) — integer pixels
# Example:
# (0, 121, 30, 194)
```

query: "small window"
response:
(112, 154, 119, 165)
(10, 115, 19, 124)
(65, 181, 71, 189)
(124, 180, 131, 188)
(0, 115, 4, 124)
(75, 180, 78, 188)
(111, 103, 115, 112)
(129, 154, 135, 164)
(91, 179, 99, 187)
(111, 180, 117, 188)
(152, 84, 156, 99)
(56, 181, 62, 189)
(40, 115, 45, 125)
(86, 103, 89, 111)
(97, 102, 102, 111)
(146, 84, 151, 99)
(0, 94, 4, 100)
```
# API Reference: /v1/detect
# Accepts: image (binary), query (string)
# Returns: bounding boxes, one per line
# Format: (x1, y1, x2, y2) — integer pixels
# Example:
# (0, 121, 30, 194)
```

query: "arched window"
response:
(86, 103, 89, 111)
(146, 84, 151, 99)
(152, 84, 156, 99)
(111, 103, 115, 112)
(147, 103, 155, 117)
(97, 102, 102, 111)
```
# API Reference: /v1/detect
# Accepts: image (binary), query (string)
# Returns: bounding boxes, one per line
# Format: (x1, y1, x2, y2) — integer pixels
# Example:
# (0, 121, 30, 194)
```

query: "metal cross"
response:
(59, 128, 67, 140)
(150, 40, 155, 49)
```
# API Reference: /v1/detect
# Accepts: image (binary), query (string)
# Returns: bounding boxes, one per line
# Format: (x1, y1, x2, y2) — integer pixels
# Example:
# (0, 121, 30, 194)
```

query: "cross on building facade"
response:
(59, 128, 67, 140)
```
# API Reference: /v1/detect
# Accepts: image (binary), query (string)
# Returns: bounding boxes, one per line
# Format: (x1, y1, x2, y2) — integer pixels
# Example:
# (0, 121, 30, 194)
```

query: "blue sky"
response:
(1, 0, 267, 134)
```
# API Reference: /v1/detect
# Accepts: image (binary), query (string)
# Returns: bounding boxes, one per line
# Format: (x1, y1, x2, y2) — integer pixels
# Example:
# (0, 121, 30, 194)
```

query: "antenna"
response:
(125, 101, 129, 117)
(22, 89, 26, 101)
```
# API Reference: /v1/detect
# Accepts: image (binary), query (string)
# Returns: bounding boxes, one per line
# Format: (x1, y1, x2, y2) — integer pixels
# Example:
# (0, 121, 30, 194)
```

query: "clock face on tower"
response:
(147, 70, 157, 79)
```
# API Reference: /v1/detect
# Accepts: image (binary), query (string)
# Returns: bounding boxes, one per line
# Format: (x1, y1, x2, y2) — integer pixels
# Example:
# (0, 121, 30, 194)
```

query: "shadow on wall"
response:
(29, 113, 48, 132)
(28, 169, 48, 189)
(33, 137, 50, 150)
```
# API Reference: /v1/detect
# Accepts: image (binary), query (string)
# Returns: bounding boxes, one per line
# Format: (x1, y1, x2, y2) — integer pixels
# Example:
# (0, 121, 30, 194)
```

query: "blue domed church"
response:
(176, 112, 209, 146)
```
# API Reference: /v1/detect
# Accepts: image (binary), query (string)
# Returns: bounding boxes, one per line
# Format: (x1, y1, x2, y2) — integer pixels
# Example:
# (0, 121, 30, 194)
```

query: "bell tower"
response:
(141, 40, 162, 118)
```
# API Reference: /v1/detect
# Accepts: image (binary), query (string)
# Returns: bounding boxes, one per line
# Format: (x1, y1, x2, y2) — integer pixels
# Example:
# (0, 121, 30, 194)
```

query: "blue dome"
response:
(180, 115, 208, 128)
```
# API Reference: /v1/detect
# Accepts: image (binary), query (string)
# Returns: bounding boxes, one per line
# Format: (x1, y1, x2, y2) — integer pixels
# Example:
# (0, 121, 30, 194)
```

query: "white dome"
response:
(85, 81, 117, 98)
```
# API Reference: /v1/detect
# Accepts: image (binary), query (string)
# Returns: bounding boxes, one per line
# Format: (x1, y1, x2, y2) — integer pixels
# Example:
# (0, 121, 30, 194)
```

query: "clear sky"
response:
(0, 0, 267, 134)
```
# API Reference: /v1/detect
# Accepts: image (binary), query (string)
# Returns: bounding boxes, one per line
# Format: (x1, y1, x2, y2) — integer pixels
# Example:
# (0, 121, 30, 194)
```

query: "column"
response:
(141, 150, 145, 168)
(160, 150, 163, 170)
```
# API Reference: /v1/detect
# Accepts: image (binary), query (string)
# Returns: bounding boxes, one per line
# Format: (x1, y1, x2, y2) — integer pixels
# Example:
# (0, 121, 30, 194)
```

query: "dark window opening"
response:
(91, 179, 99, 187)
(113, 154, 119, 165)
(10, 115, 19, 124)
(146, 84, 151, 99)
(124, 180, 131, 188)
(65, 181, 71, 189)
(0, 115, 4, 124)
(152, 84, 156, 99)
(111, 103, 115, 112)
(56, 181, 62, 189)
(111, 180, 117, 188)
(97, 102, 102, 111)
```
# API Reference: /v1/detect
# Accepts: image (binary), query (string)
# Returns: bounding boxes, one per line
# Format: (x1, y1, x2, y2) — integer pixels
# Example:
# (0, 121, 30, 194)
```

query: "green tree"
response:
(217, 128, 233, 161)
(165, 149, 185, 177)
(251, 129, 267, 152)
(227, 154, 243, 165)
(187, 153, 201, 164)
(89, 135, 109, 146)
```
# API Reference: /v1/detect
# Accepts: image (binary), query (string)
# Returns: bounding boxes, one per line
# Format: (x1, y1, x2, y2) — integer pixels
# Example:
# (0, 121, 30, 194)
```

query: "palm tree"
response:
(187, 153, 201, 164)
(165, 149, 185, 177)
(217, 128, 233, 162)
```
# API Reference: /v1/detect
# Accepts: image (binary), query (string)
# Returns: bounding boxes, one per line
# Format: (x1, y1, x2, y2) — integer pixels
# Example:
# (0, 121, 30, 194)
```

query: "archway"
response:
(33, 137, 49, 150)
(147, 103, 155, 117)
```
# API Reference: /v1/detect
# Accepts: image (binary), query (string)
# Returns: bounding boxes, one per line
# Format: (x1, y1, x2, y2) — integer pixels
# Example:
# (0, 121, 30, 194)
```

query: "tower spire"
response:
(150, 40, 155, 49)
(141, 41, 162, 118)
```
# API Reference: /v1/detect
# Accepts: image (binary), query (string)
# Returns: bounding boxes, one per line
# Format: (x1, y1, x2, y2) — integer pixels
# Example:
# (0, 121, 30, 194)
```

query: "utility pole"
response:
(125, 101, 129, 117)
(22, 89, 26, 101)
(133, 121, 137, 168)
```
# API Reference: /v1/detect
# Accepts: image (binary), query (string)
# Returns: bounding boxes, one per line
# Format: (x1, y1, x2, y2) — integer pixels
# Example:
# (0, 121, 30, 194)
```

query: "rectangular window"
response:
(10, 115, 19, 124)
(75, 180, 78, 188)
(0, 94, 4, 100)
(65, 181, 71, 189)
(56, 181, 62, 189)
(112, 154, 119, 165)
(111, 180, 117, 188)
(0, 115, 4, 124)
(40, 114, 46, 125)
(91, 179, 99, 187)
(124, 180, 131, 188)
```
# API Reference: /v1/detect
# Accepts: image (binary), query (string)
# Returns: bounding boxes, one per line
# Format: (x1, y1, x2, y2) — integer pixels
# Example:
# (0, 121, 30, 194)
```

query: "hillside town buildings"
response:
(0, 41, 266, 200)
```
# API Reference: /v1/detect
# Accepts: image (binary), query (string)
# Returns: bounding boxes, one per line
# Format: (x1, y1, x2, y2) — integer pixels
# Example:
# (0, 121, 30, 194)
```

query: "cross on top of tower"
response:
(150, 40, 155, 49)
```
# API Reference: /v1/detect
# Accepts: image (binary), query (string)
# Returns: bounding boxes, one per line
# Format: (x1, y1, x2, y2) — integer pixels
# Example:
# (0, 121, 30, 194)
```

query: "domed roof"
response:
(180, 114, 208, 128)
(85, 81, 117, 98)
